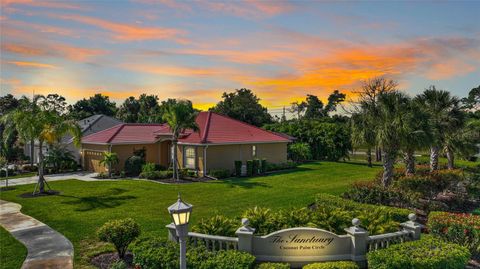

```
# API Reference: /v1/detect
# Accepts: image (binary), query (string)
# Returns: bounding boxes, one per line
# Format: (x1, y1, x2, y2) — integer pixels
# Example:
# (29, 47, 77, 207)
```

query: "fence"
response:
(167, 213, 422, 267)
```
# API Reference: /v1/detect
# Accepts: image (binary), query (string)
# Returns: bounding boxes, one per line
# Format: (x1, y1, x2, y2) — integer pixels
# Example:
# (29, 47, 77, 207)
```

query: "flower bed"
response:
(428, 211, 480, 256)
(367, 236, 470, 269)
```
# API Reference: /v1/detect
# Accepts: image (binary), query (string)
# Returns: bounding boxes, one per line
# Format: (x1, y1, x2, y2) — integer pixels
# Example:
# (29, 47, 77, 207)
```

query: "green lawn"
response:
(0, 172, 36, 181)
(0, 227, 27, 269)
(0, 161, 380, 268)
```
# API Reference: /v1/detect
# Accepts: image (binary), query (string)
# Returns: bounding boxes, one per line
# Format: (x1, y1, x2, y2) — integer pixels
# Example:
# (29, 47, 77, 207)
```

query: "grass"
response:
(0, 172, 36, 181)
(0, 227, 27, 269)
(0, 161, 380, 268)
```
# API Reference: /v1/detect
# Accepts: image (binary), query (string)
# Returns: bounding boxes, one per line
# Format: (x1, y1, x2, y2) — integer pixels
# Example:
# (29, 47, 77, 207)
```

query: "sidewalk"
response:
(0, 200, 74, 269)
(0, 172, 100, 187)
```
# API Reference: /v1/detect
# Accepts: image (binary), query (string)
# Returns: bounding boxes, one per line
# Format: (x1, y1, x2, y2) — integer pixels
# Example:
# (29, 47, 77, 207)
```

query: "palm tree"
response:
(2, 98, 81, 194)
(375, 91, 411, 187)
(415, 86, 463, 171)
(400, 100, 432, 175)
(351, 107, 376, 167)
(162, 100, 198, 180)
(99, 152, 119, 178)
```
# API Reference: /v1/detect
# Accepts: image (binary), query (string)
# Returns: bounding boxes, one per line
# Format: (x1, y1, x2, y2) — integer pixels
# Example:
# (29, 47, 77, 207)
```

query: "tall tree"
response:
(415, 86, 463, 171)
(117, 96, 140, 123)
(209, 89, 272, 127)
(69, 94, 117, 120)
(350, 107, 376, 167)
(304, 94, 325, 119)
(38, 94, 68, 115)
(0, 94, 20, 161)
(162, 100, 199, 180)
(352, 77, 398, 163)
(289, 101, 307, 119)
(2, 96, 81, 194)
(400, 100, 432, 175)
(324, 90, 346, 114)
(375, 91, 411, 187)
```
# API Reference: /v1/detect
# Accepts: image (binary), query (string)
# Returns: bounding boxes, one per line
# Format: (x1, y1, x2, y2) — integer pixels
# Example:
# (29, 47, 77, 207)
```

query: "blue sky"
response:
(1, 0, 479, 109)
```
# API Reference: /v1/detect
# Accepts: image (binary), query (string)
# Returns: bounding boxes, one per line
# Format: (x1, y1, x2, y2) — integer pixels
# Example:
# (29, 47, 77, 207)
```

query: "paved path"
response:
(0, 172, 100, 187)
(0, 200, 74, 269)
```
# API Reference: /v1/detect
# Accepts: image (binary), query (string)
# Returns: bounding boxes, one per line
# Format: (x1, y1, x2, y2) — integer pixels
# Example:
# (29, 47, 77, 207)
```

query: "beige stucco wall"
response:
(177, 142, 288, 174)
(82, 141, 171, 172)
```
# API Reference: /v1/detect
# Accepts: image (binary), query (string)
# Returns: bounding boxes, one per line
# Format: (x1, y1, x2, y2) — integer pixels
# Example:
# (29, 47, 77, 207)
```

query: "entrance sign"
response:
(252, 227, 351, 264)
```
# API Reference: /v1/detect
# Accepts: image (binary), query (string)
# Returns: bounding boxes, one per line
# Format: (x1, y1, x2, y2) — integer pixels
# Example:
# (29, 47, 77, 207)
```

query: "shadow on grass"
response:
(339, 161, 383, 167)
(219, 167, 313, 189)
(59, 188, 137, 211)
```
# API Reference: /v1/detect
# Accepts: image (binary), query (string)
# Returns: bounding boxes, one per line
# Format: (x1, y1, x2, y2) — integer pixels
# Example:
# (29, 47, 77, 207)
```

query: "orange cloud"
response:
(7, 61, 56, 68)
(200, 0, 294, 18)
(123, 63, 234, 77)
(2, 42, 106, 62)
(1, 0, 87, 10)
(52, 14, 187, 42)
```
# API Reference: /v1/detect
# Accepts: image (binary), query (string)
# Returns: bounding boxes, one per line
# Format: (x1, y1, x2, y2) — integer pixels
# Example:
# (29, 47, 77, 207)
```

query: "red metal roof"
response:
(82, 124, 170, 144)
(82, 112, 291, 145)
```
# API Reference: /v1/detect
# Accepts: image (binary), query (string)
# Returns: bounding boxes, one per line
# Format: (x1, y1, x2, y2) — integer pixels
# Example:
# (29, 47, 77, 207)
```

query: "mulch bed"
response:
(0, 186, 16, 192)
(91, 252, 134, 269)
(18, 190, 60, 198)
(152, 177, 215, 184)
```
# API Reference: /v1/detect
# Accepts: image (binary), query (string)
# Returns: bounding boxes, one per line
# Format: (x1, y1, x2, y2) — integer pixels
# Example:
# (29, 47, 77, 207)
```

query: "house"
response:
(81, 112, 292, 175)
(24, 114, 123, 164)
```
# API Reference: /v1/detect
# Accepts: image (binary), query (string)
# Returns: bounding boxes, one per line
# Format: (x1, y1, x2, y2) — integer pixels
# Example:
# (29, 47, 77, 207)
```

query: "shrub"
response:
(428, 211, 480, 255)
(131, 237, 178, 268)
(303, 261, 359, 269)
(109, 260, 127, 269)
(246, 160, 254, 176)
(235, 160, 242, 176)
(124, 156, 144, 176)
(289, 142, 312, 162)
(192, 215, 239, 237)
(343, 181, 416, 208)
(139, 170, 173, 180)
(97, 218, 141, 258)
(209, 169, 231, 179)
(367, 236, 470, 269)
(200, 249, 255, 269)
(265, 162, 297, 172)
(257, 262, 290, 269)
(141, 163, 157, 173)
(132, 237, 255, 269)
(253, 159, 260, 175)
(260, 159, 267, 174)
(315, 193, 410, 223)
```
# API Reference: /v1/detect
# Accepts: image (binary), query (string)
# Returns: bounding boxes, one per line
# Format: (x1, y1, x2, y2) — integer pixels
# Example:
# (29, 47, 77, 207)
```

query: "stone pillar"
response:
(400, 213, 422, 240)
(235, 218, 255, 253)
(345, 218, 368, 263)
(166, 223, 179, 242)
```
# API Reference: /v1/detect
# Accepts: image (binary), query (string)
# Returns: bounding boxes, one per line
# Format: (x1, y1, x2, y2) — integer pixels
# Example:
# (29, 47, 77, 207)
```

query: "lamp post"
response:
(168, 194, 193, 269)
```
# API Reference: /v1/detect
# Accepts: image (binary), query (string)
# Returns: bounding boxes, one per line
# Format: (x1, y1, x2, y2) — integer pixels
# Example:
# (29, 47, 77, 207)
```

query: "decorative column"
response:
(165, 223, 178, 242)
(345, 218, 368, 263)
(235, 218, 255, 253)
(400, 213, 422, 240)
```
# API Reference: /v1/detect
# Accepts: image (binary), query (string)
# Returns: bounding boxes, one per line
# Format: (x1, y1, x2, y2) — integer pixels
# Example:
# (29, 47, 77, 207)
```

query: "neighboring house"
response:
(24, 114, 123, 164)
(81, 112, 292, 175)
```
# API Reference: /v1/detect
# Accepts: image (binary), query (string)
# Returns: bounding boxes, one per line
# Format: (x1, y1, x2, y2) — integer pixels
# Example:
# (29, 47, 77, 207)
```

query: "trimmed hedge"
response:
(139, 170, 173, 180)
(265, 162, 297, 172)
(257, 262, 290, 269)
(303, 261, 359, 269)
(132, 237, 255, 269)
(247, 160, 254, 176)
(260, 159, 267, 174)
(125, 155, 145, 176)
(367, 236, 470, 269)
(209, 169, 231, 179)
(235, 160, 242, 176)
(428, 211, 480, 255)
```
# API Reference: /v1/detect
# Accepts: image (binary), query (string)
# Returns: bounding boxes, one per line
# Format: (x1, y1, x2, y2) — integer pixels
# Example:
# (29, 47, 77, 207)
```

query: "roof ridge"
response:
(81, 123, 123, 140)
(201, 111, 212, 143)
(208, 112, 290, 141)
(107, 124, 126, 144)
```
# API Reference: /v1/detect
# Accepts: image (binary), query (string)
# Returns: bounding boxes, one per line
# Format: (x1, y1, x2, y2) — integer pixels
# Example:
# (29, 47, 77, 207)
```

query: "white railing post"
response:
(345, 218, 368, 263)
(400, 213, 422, 240)
(166, 223, 179, 242)
(235, 218, 255, 253)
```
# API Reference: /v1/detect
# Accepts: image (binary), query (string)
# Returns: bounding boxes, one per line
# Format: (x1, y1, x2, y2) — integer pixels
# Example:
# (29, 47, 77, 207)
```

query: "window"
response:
(184, 146, 196, 169)
(252, 145, 257, 157)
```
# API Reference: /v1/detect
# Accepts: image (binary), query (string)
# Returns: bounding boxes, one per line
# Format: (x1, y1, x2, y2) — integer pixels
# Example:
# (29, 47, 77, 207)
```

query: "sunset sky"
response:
(1, 0, 479, 110)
